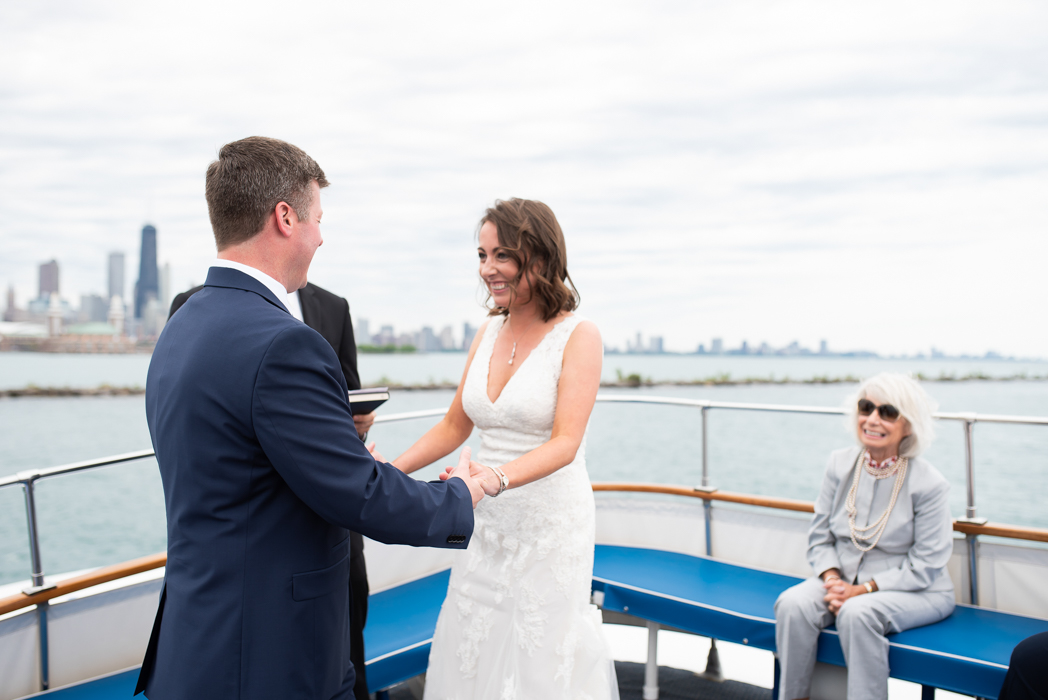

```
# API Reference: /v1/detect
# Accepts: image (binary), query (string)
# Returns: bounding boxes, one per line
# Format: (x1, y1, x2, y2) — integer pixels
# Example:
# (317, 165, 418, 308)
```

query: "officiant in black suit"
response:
(169, 281, 376, 700)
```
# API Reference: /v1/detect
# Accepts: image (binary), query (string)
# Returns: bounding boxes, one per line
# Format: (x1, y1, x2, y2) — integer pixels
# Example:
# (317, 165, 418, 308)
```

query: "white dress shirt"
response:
(284, 286, 304, 322)
(210, 259, 304, 322)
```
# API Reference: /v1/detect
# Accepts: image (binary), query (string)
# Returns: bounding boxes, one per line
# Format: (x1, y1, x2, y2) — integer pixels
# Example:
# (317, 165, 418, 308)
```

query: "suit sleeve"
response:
(807, 453, 843, 577)
(251, 323, 474, 547)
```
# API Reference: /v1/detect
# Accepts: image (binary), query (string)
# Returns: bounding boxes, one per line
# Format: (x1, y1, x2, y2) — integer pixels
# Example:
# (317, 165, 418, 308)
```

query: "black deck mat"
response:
(384, 662, 774, 699)
(614, 661, 773, 700)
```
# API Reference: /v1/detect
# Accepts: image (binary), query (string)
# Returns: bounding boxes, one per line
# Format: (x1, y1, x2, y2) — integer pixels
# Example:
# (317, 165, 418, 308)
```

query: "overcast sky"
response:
(2, 0, 1046, 356)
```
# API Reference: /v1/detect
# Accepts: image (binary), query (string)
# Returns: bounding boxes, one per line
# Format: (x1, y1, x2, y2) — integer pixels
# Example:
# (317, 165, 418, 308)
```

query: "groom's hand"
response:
(440, 447, 485, 508)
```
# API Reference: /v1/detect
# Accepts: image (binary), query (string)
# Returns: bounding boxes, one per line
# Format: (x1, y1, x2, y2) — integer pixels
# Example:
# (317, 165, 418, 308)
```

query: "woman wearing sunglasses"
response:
(774, 373, 955, 700)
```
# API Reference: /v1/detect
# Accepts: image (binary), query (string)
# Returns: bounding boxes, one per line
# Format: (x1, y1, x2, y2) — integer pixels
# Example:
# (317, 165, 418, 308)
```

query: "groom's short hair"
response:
(206, 136, 329, 250)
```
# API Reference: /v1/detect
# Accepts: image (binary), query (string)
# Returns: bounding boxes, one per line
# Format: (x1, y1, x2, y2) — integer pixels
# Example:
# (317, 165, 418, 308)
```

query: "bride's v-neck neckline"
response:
(484, 314, 573, 405)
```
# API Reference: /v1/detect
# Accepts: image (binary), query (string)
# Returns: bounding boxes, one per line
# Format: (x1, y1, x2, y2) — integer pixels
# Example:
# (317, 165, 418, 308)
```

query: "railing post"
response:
(21, 475, 53, 690)
(962, 419, 979, 521)
(700, 406, 710, 492)
(643, 620, 659, 700)
(956, 418, 985, 606)
(22, 477, 46, 590)
(693, 406, 724, 681)
(37, 602, 50, 691)
(695, 406, 716, 555)
(701, 407, 714, 556)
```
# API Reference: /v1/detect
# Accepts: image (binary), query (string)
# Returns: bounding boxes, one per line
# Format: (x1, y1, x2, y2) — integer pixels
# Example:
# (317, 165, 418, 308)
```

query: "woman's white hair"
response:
(845, 373, 938, 458)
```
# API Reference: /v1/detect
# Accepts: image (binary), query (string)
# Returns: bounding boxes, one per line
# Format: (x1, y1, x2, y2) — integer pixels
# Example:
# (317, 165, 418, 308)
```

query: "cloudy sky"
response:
(2, 0, 1046, 356)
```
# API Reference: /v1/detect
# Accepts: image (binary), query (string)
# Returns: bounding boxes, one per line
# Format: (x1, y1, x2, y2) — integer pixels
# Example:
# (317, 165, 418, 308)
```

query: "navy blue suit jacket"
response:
(137, 267, 473, 699)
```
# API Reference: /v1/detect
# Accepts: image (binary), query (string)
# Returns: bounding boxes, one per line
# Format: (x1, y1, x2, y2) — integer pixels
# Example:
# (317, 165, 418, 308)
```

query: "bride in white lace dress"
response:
(394, 199, 619, 699)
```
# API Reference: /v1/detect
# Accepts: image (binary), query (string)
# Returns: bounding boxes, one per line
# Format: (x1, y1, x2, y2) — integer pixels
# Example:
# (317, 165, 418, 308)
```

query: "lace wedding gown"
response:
(423, 315, 619, 700)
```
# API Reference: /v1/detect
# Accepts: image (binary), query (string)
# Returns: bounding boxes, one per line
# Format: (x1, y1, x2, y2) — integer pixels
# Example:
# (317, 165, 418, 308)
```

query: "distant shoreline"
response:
(3, 372, 1046, 397)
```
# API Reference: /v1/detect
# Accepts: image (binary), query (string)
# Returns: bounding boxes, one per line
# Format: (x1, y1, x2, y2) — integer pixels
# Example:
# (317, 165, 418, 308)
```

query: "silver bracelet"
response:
(488, 466, 509, 497)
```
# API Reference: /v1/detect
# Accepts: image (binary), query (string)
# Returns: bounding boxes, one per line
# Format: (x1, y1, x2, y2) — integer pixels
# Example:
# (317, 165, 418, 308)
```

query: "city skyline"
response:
(2, 249, 1042, 359)
(2, 223, 171, 338)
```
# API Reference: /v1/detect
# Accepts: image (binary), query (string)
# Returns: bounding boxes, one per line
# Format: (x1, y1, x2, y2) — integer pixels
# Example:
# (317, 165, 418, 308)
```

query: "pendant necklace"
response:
(507, 314, 540, 365)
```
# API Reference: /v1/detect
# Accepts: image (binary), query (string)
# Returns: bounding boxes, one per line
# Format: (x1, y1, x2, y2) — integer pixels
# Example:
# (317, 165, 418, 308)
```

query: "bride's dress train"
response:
(423, 315, 619, 699)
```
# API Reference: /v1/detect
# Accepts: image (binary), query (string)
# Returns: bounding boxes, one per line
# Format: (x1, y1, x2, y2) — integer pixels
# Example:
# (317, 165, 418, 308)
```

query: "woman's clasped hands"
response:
(821, 570, 870, 615)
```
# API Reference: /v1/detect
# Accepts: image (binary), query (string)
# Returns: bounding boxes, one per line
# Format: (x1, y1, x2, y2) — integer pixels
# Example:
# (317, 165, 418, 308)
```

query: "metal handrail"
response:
(0, 411, 450, 492)
(2, 399, 1044, 491)
(598, 394, 1048, 424)
(0, 449, 156, 490)
(4, 394, 1047, 691)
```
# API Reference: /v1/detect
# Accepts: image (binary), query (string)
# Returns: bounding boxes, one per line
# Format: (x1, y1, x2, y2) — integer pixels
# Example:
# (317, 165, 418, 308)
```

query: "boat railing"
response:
(2, 396, 1048, 690)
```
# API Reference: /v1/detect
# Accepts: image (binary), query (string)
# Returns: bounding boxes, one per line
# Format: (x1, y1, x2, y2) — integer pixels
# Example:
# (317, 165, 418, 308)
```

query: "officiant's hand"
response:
(354, 411, 376, 438)
(366, 441, 388, 464)
(440, 447, 485, 508)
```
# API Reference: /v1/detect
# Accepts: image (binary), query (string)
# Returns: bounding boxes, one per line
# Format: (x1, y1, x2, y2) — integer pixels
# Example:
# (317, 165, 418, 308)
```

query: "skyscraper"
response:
(39, 260, 59, 299)
(135, 224, 158, 319)
(108, 252, 125, 301)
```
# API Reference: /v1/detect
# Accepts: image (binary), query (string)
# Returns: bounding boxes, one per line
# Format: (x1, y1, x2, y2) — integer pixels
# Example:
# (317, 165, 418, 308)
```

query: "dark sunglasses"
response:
(857, 398, 900, 422)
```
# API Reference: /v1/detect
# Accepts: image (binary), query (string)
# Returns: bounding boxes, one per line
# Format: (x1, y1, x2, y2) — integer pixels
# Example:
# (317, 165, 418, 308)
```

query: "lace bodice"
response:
(462, 313, 586, 467)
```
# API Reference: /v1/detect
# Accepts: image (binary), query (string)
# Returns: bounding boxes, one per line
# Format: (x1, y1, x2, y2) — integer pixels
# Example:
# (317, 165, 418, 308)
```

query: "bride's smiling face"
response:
(478, 221, 529, 307)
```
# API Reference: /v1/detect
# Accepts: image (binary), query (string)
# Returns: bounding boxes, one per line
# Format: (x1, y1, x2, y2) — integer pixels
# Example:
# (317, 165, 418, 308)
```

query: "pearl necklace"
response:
(506, 314, 539, 365)
(864, 453, 900, 479)
(846, 450, 909, 553)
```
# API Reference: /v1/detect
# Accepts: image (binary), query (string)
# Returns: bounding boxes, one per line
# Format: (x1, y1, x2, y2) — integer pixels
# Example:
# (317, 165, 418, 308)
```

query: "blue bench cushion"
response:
(593, 543, 795, 650)
(363, 569, 450, 692)
(593, 544, 1048, 700)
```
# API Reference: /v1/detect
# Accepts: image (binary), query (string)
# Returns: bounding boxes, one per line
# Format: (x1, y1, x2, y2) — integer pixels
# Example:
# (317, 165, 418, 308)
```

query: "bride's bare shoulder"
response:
(563, 317, 601, 353)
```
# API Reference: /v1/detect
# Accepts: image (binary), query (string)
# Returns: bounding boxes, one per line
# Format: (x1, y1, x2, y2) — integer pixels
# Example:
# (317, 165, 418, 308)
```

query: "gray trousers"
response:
(774, 577, 955, 700)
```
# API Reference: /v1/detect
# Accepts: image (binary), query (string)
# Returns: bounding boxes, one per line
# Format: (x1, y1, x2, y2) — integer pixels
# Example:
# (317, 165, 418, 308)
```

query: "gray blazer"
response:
(808, 446, 954, 594)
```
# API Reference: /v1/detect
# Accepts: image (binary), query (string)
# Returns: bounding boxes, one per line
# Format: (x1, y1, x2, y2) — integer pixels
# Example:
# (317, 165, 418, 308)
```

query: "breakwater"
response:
(3, 371, 1046, 398)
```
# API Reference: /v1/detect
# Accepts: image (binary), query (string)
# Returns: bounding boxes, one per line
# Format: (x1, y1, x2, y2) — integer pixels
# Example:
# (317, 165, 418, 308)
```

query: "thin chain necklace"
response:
(846, 450, 909, 553)
(506, 313, 540, 365)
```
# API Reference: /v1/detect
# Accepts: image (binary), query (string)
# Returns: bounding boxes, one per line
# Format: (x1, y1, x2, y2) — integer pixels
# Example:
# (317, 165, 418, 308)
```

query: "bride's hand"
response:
(366, 441, 388, 464)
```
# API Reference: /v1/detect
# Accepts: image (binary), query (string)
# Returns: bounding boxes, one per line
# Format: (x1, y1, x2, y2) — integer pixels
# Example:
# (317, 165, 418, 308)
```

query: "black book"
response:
(348, 387, 389, 415)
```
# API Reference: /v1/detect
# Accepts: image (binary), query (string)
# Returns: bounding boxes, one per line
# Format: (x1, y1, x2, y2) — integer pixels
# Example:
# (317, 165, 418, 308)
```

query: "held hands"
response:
(440, 454, 501, 497)
(469, 460, 501, 497)
(439, 447, 487, 509)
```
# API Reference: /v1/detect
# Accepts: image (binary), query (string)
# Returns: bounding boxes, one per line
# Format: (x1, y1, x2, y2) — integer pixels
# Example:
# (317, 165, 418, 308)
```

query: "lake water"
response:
(1, 354, 1046, 587)
(1, 352, 1046, 390)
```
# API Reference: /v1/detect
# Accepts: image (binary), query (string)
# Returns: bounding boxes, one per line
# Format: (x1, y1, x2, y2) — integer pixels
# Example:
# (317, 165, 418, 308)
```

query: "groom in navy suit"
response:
(136, 136, 483, 700)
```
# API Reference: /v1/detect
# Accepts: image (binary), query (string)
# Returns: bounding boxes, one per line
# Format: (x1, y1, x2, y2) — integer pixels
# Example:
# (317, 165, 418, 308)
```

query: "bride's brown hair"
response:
(480, 198, 580, 322)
